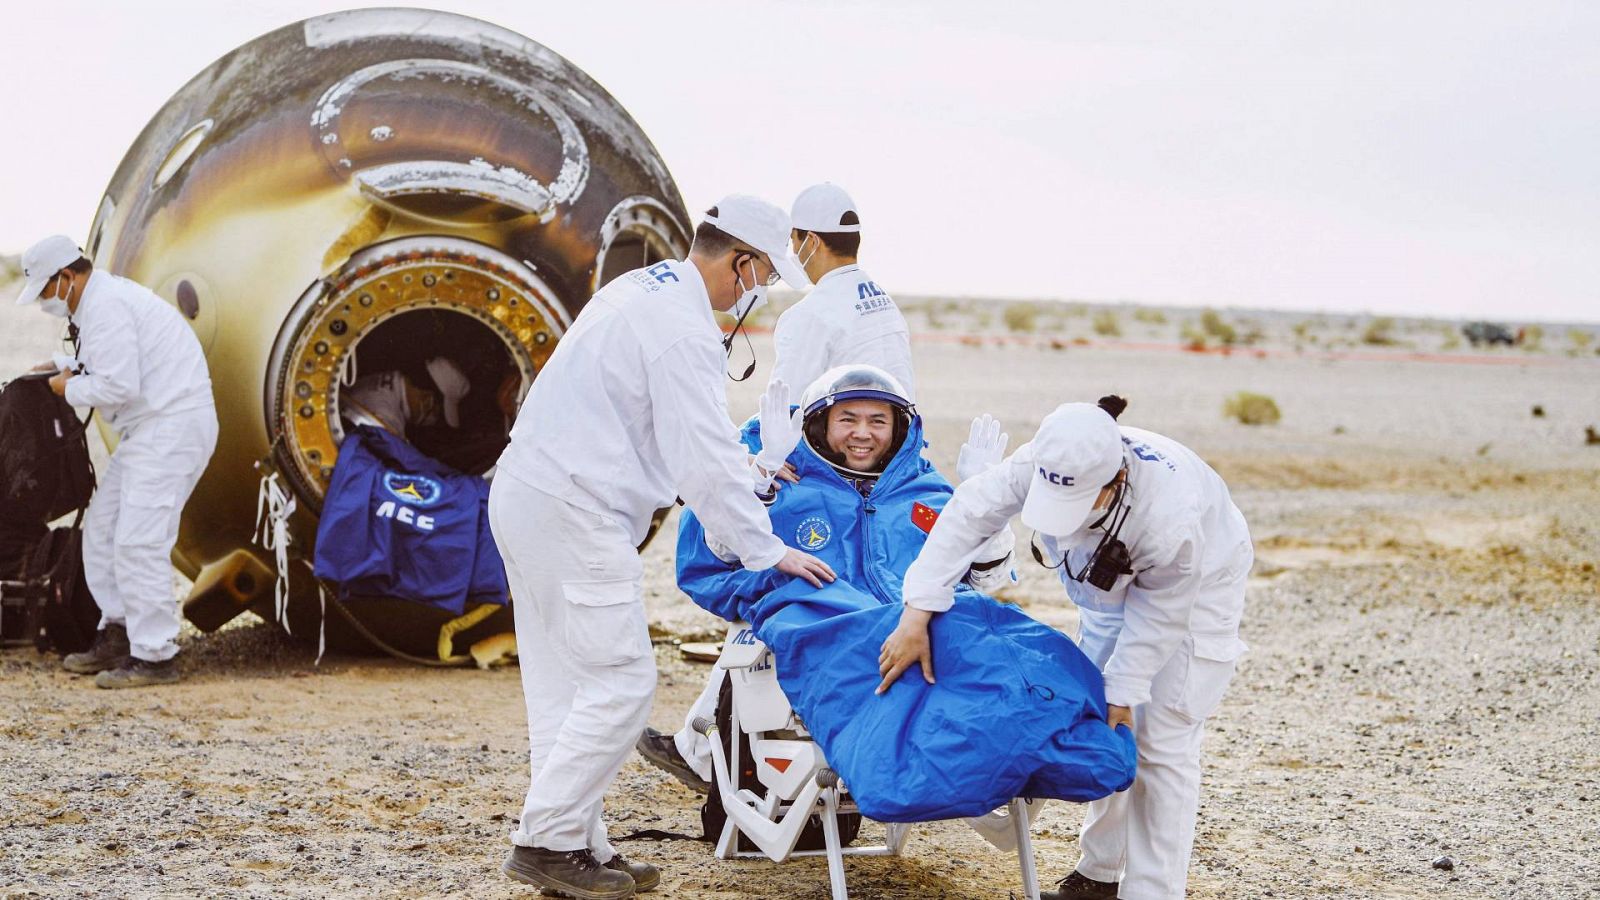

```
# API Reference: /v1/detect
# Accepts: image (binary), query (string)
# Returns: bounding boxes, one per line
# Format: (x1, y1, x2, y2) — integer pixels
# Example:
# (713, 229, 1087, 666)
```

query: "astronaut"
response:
(635, 364, 1015, 791)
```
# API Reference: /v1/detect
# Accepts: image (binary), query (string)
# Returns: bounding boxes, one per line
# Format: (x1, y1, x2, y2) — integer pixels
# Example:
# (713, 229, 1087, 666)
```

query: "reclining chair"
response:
(695, 620, 1044, 900)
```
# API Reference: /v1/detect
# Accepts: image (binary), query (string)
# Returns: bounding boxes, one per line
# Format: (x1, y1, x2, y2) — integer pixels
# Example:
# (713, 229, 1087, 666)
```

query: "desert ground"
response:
(2, 293, 1598, 899)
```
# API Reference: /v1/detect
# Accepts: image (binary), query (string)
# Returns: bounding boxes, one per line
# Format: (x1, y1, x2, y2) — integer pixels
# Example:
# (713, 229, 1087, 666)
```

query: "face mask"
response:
(731, 282, 768, 320)
(795, 234, 817, 270)
(729, 256, 769, 320)
(38, 275, 74, 318)
(722, 255, 768, 382)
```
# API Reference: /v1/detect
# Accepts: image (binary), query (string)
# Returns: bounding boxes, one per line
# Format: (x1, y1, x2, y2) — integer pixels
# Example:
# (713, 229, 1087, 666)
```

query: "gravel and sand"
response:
(2, 300, 1598, 899)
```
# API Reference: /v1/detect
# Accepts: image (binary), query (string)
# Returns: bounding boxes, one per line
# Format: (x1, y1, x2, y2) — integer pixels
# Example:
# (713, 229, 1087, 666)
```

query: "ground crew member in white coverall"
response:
(769, 183, 915, 401)
(881, 396, 1253, 900)
(489, 195, 836, 899)
(15, 235, 217, 689)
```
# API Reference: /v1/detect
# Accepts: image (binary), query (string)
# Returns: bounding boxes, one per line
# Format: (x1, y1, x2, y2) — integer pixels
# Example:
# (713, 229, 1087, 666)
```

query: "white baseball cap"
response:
(15, 235, 84, 306)
(702, 195, 808, 288)
(1019, 402, 1125, 536)
(790, 183, 861, 233)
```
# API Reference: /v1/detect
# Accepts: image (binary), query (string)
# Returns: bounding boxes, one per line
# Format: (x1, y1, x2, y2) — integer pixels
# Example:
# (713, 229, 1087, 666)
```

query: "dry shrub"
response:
(1224, 391, 1281, 425)
(1362, 317, 1398, 345)
(1200, 309, 1237, 344)
(1004, 302, 1039, 333)
(1092, 310, 1122, 336)
(1133, 308, 1167, 324)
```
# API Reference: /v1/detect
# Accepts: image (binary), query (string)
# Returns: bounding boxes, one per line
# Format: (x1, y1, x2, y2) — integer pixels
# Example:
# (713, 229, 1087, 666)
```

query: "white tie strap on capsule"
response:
(253, 471, 297, 637)
(339, 349, 358, 388)
(314, 581, 329, 665)
(254, 470, 329, 664)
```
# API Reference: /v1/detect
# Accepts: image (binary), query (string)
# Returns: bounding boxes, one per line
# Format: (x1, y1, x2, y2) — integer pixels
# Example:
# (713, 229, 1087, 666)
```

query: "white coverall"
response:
(902, 427, 1252, 900)
(64, 272, 217, 663)
(491, 259, 787, 860)
(770, 264, 916, 401)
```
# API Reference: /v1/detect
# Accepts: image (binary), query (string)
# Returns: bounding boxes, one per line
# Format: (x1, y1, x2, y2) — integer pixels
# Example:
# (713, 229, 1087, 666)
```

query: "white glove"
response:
(752, 379, 804, 492)
(956, 413, 1009, 483)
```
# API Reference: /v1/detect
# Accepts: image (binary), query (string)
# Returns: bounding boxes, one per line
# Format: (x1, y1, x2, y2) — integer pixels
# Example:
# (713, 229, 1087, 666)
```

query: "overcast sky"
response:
(3, 1, 1596, 321)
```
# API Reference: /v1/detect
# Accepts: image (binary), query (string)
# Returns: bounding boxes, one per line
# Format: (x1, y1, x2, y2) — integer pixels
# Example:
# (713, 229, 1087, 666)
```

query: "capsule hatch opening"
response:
(334, 308, 521, 476)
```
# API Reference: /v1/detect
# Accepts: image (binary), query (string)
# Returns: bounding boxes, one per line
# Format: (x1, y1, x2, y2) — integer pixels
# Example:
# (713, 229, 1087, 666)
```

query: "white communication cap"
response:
(1019, 403, 1125, 536)
(790, 183, 860, 233)
(702, 195, 808, 289)
(15, 235, 83, 306)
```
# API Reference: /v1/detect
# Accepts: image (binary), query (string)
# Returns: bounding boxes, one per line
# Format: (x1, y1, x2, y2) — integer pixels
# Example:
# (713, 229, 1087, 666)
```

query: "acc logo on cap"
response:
(1038, 467, 1075, 486)
(383, 472, 444, 507)
(796, 516, 832, 551)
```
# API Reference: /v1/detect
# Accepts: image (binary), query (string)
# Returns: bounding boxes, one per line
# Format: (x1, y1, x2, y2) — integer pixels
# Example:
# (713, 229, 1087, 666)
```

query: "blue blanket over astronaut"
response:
(313, 426, 507, 615)
(677, 417, 1137, 822)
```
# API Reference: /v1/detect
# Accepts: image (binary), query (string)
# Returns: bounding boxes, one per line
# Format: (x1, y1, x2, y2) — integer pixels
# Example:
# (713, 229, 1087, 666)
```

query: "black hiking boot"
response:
(634, 727, 710, 793)
(62, 624, 129, 674)
(94, 656, 180, 689)
(541, 852, 659, 895)
(503, 846, 634, 900)
(1042, 871, 1120, 899)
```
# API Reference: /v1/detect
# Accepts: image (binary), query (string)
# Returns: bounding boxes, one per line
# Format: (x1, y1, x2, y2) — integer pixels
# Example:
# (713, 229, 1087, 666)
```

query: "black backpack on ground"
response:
(0, 525, 99, 653)
(0, 374, 95, 523)
(0, 373, 98, 653)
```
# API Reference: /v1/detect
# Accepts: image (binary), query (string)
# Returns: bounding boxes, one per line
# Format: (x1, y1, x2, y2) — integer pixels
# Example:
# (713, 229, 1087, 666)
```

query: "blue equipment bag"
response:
(313, 426, 506, 615)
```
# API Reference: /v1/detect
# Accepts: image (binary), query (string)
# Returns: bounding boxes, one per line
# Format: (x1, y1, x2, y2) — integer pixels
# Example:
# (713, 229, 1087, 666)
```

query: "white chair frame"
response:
(694, 621, 1042, 900)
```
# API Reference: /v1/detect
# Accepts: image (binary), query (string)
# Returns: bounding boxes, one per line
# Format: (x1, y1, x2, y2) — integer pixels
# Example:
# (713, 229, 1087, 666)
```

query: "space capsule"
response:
(86, 8, 692, 655)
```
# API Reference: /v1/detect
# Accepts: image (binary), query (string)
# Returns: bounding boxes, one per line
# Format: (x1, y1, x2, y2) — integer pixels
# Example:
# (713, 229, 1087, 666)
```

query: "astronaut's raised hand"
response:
(956, 413, 1009, 483)
(752, 379, 805, 492)
(747, 455, 799, 495)
(775, 547, 836, 588)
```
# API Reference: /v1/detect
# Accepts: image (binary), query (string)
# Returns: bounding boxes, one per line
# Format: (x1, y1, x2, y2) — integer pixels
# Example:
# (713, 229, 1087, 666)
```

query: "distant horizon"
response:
(5, 252, 1598, 330)
(3, 1, 1595, 322)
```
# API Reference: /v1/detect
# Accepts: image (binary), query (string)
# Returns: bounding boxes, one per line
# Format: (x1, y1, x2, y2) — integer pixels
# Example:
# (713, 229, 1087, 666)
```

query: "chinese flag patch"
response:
(911, 502, 940, 534)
